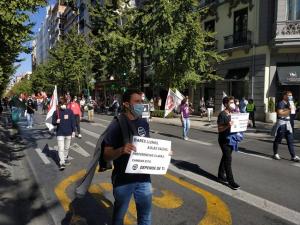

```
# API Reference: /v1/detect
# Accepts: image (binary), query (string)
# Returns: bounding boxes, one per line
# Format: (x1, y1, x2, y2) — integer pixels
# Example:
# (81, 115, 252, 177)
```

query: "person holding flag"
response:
(52, 97, 76, 170)
(45, 86, 58, 132)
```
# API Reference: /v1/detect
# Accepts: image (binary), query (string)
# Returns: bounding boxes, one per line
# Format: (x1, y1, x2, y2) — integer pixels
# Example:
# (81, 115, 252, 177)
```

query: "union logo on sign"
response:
(289, 72, 297, 77)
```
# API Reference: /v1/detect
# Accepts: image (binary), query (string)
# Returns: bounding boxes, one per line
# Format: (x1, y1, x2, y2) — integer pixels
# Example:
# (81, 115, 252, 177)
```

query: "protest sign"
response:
(230, 113, 249, 133)
(125, 136, 171, 175)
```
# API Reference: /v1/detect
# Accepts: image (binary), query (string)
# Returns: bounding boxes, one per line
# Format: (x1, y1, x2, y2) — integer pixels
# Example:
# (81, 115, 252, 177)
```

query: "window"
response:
(204, 20, 215, 32)
(288, 0, 300, 20)
(234, 8, 248, 34)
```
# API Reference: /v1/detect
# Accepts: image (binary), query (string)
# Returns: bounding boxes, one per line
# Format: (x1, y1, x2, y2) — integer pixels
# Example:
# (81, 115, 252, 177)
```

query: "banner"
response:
(125, 136, 172, 175)
(230, 113, 249, 133)
(45, 86, 58, 131)
(164, 88, 184, 117)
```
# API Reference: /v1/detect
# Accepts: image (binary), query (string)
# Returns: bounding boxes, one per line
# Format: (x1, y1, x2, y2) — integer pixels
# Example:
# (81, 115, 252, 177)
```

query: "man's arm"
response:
(277, 108, 290, 117)
(103, 143, 136, 161)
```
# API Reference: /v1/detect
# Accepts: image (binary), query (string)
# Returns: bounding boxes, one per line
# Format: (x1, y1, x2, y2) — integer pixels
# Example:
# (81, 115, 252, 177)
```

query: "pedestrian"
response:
(234, 99, 240, 113)
(157, 97, 162, 110)
(0, 98, 3, 115)
(111, 96, 120, 117)
(246, 99, 256, 128)
(288, 93, 296, 131)
(180, 98, 193, 140)
(79, 96, 85, 118)
(273, 91, 300, 162)
(68, 96, 82, 138)
(149, 98, 155, 120)
(239, 97, 248, 113)
(217, 96, 240, 190)
(103, 89, 152, 225)
(25, 95, 37, 128)
(87, 96, 96, 122)
(52, 97, 76, 170)
(199, 97, 207, 117)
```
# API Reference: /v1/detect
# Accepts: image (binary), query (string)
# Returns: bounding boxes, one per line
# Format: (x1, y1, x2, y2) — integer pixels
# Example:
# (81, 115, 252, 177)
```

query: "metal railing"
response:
(224, 30, 252, 49)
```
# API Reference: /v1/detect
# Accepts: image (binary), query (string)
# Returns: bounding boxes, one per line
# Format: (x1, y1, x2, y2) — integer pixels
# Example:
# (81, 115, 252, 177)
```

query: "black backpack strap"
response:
(117, 113, 138, 144)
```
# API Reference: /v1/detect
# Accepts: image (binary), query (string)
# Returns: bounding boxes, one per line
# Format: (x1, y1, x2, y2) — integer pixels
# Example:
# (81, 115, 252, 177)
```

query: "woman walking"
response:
(217, 96, 240, 190)
(52, 97, 75, 170)
(180, 98, 193, 140)
(68, 96, 82, 138)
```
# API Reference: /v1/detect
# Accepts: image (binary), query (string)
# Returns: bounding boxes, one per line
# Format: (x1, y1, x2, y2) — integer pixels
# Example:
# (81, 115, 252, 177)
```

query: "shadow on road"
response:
(61, 195, 113, 225)
(0, 117, 58, 225)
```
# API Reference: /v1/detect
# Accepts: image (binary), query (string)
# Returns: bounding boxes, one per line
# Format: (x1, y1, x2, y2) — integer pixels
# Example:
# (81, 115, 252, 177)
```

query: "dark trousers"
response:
(249, 112, 255, 127)
(75, 115, 81, 134)
(218, 142, 235, 183)
(290, 114, 296, 131)
(273, 125, 295, 158)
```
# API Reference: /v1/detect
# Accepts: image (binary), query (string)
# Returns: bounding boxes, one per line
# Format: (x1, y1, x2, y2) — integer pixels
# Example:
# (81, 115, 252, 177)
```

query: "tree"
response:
(129, 0, 224, 89)
(0, 0, 46, 96)
(8, 78, 32, 97)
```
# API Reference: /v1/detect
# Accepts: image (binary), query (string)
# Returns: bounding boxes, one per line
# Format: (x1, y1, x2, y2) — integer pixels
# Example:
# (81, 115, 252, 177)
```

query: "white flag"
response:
(221, 91, 227, 111)
(45, 85, 58, 131)
(164, 88, 184, 117)
(175, 89, 184, 112)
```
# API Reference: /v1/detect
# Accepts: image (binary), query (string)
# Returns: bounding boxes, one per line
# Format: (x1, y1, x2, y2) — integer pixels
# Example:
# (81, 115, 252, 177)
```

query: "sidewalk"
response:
(0, 112, 54, 225)
(151, 115, 300, 140)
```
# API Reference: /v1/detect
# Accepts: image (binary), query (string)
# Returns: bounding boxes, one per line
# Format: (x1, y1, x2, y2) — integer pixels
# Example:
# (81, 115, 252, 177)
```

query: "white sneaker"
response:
(291, 156, 300, 162)
(274, 154, 281, 160)
(78, 134, 82, 138)
(184, 137, 189, 141)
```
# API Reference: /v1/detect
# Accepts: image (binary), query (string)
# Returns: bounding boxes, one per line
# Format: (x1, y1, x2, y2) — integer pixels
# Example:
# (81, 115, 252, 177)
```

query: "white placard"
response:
(230, 113, 249, 133)
(125, 136, 171, 175)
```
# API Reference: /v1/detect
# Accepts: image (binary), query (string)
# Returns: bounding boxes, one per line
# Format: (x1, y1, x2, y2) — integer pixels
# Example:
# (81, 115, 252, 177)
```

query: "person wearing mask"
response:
(180, 98, 193, 140)
(25, 95, 37, 128)
(217, 96, 240, 190)
(87, 96, 96, 122)
(103, 89, 152, 225)
(111, 96, 120, 117)
(246, 99, 256, 128)
(273, 91, 300, 162)
(52, 97, 76, 170)
(68, 96, 82, 138)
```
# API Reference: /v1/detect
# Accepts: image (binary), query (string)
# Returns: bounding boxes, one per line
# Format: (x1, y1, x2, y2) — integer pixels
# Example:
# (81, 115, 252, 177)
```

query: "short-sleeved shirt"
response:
(104, 118, 151, 187)
(180, 104, 190, 118)
(217, 111, 231, 144)
(277, 100, 290, 119)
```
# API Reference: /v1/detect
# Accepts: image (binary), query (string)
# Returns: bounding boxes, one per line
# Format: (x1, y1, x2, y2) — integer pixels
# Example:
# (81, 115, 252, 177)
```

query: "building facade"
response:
(191, 0, 300, 121)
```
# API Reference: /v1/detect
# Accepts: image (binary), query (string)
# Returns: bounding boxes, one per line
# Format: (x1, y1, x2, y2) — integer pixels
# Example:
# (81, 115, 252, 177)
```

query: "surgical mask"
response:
(229, 103, 236, 110)
(131, 104, 144, 117)
(288, 96, 293, 101)
(142, 95, 145, 101)
(60, 105, 67, 110)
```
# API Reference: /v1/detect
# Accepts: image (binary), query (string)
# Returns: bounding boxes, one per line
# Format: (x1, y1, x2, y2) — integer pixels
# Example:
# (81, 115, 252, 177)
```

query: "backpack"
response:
(75, 113, 136, 198)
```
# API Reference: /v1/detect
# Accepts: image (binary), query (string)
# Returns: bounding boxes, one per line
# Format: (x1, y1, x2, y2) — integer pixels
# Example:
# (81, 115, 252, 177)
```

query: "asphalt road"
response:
(17, 112, 300, 225)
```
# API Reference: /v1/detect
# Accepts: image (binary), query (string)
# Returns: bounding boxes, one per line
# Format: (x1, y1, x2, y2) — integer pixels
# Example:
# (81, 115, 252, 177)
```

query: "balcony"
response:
(274, 21, 300, 46)
(224, 30, 252, 50)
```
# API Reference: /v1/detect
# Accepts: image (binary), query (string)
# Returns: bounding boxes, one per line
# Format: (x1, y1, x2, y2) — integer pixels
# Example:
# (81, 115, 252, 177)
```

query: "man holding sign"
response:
(103, 89, 155, 225)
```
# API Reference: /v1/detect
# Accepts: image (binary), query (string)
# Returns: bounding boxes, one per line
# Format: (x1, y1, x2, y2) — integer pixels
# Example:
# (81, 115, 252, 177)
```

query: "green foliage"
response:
(268, 97, 275, 113)
(0, 0, 46, 96)
(9, 78, 32, 97)
(151, 110, 176, 118)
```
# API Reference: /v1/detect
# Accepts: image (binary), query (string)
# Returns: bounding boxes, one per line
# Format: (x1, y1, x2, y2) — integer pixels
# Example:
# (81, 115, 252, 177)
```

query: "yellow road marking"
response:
(165, 173, 232, 225)
(124, 199, 137, 225)
(54, 170, 86, 211)
(153, 189, 183, 208)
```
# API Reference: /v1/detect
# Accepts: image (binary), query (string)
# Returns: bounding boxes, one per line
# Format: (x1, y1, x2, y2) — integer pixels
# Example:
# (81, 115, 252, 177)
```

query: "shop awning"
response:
(225, 68, 249, 81)
(277, 66, 300, 85)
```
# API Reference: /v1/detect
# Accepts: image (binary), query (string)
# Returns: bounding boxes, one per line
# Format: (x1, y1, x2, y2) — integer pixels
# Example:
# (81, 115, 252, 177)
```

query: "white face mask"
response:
(229, 103, 236, 110)
(61, 105, 66, 110)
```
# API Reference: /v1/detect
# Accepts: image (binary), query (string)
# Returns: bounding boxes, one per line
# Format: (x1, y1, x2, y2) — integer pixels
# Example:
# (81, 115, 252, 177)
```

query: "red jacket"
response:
(68, 101, 81, 116)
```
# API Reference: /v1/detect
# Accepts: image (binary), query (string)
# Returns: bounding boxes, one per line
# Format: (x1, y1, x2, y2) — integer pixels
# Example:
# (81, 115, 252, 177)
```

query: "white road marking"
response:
(34, 148, 51, 164)
(238, 151, 272, 160)
(70, 143, 90, 157)
(188, 138, 213, 146)
(169, 164, 300, 225)
(292, 163, 300, 168)
(85, 141, 96, 148)
(81, 128, 100, 139)
(93, 117, 111, 123)
(49, 146, 74, 160)
(91, 123, 107, 128)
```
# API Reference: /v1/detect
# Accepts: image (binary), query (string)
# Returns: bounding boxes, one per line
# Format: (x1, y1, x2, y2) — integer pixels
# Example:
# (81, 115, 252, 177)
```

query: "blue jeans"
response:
(273, 125, 295, 158)
(112, 182, 152, 225)
(182, 117, 190, 138)
(26, 113, 33, 127)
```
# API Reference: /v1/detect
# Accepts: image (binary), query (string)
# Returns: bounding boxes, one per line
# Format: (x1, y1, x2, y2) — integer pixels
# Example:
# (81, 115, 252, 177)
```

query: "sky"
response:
(15, 0, 57, 77)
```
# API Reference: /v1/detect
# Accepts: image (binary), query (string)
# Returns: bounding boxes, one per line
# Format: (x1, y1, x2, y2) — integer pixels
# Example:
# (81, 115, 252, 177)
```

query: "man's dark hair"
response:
(122, 89, 142, 103)
(223, 96, 234, 105)
(283, 91, 292, 97)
